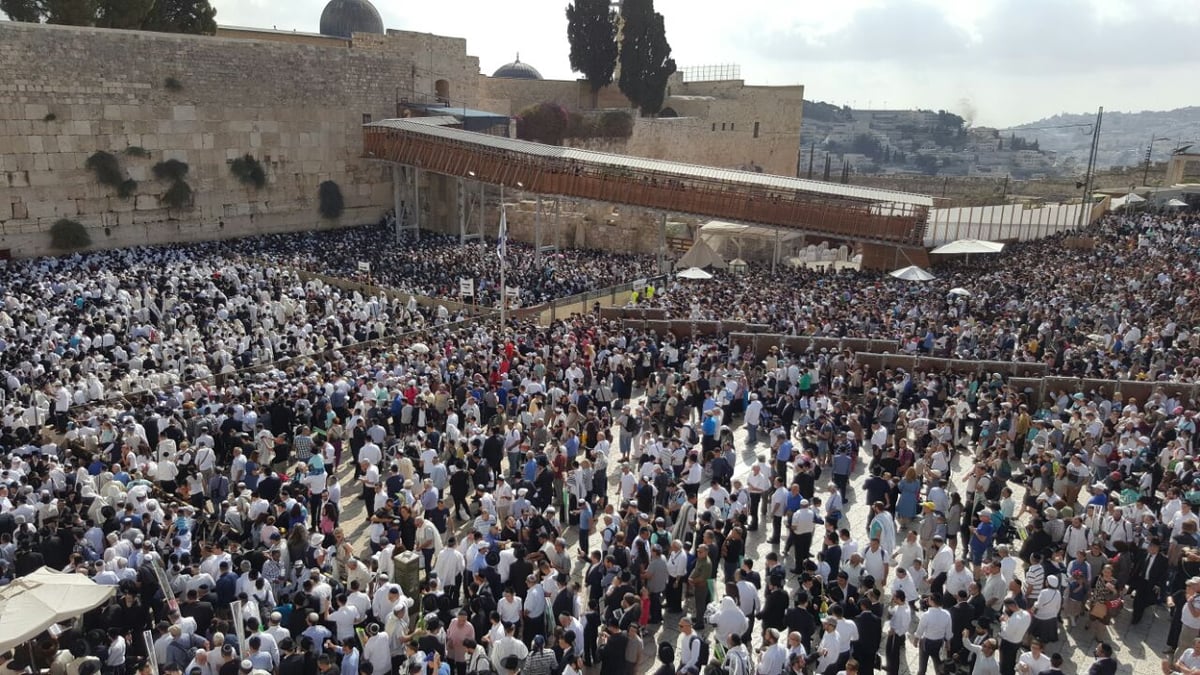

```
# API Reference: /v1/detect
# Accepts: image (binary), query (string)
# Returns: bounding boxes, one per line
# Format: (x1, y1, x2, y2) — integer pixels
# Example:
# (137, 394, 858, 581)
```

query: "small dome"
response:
(492, 54, 542, 80)
(319, 0, 384, 38)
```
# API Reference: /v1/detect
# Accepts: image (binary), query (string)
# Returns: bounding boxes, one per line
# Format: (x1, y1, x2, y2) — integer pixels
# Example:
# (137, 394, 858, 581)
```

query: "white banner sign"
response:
(357, 261, 371, 273)
(505, 286, 520, 298)
(459, 278, 474, 296)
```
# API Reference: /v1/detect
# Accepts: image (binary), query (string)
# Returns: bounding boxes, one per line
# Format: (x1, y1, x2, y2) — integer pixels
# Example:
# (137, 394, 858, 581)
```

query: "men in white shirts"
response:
(758, 628, 789, 675)
(885, 591, 912, 675)
(929, 536, 954, 598)
(998, 598, 1031, 675)
(945, 560, 974, 600)
(769, 478, 789, 545)
(677, 617, 704, 673)
(960, 630, 1000, 675)
(1016, 640, 1051, 675)
(666, 540, 689, 613)
(912, 593, 952, 675)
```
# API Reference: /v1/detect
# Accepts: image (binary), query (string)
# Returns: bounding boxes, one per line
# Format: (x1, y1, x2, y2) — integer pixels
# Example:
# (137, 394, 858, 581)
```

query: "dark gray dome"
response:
(319, 0, 384, 38)
(492, 55, 542, 80)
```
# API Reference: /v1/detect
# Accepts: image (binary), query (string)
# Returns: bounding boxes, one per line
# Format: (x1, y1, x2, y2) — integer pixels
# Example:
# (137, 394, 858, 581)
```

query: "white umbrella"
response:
(0, 567, 116, 654)
(929, 239, 1005, 255)
(1167, 198, 1189, 208)
(1124, 193, 1146, 203)
(889, 265, 936, 281)
(409, 342, 430, 354)
(948, 287, 972, 297)
(676, 267, 714, 280)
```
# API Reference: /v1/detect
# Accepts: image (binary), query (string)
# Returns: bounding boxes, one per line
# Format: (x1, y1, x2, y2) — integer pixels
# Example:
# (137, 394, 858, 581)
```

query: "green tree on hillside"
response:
(566, 0, 619, 102)
(617, 0, 676, 116)
(1, 0, 217, 34)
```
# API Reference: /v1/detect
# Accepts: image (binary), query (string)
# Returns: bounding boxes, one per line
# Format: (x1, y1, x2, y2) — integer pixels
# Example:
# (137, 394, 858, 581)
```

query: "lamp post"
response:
(1143, 136, 1171, 187)
(498, 181, 523, 328)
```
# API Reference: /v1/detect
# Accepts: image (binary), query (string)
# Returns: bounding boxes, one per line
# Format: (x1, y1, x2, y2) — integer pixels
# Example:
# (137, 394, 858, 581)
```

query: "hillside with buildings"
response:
(800, 101, 1060, 179)
(1009, 106, 1200, 171)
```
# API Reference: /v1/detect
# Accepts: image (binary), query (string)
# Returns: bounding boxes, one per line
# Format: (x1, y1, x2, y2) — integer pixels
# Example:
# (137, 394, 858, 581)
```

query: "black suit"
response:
(759, 588, 790, 632)
(599, 632, 630, 675)
(1132, 551, 1169, 623)
(853, 611, 883, 675)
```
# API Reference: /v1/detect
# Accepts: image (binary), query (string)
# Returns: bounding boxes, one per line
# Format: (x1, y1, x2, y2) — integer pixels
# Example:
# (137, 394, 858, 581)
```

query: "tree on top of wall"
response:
(0, 0, 217, 34)
(617, 0, 676, 117)
(566, 0, 619, 103)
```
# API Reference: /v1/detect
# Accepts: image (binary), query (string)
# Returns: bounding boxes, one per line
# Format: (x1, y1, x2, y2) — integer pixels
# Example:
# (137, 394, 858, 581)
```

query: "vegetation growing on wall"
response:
(164, 77, 184, 92)
(516, 103, 570, 145)
(230, 154, 267, 189)
(318, 181, 345, 220)
(124, 146, 151, 158)
(49, 219, 91, 250)
(154, 160, 193, 210)
(85, 151, 137, 199)
(42, 113, 56, 122)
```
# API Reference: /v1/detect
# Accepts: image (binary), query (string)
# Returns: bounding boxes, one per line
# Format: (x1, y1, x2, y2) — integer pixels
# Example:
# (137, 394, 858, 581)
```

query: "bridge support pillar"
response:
(658, 212, 668, 274)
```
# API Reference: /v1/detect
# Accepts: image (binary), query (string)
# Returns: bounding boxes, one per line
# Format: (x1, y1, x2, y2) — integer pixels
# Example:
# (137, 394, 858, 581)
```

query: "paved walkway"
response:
(333, 403, 1152, 675)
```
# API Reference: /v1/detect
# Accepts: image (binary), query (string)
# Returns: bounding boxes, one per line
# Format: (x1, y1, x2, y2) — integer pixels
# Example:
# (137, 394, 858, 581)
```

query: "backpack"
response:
(624, 414, 641, 434)
(688, 634, 710, 671)
(984, 472, 1004, 502)
(466, 649, 496, 675)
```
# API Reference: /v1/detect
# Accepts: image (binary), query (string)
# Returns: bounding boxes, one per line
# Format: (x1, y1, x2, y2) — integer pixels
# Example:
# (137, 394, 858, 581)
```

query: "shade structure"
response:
(929, 239, 1006, 255)
(1166, 198, 1189, 207)
(0, 567, 115, 653)
(676, 267, 714, 280)
(889, 265, 936, 281)
(948, 287, 972, 296)
(1124, 193, 1146, 203)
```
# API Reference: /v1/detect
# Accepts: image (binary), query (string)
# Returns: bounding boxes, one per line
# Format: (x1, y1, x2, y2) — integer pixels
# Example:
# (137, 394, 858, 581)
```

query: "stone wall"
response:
(0, 22, 480, 257)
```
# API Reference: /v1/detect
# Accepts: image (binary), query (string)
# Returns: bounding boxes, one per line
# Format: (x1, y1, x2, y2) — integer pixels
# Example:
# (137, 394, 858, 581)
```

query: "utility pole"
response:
(1143, 136, 1170, 187)
(1077, 106, 1104, 230)
(807, 142, 816, 179)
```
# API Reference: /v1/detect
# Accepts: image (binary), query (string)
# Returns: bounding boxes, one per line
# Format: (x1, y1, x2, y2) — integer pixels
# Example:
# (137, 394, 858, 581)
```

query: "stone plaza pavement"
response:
(335, 407, 1154, 675)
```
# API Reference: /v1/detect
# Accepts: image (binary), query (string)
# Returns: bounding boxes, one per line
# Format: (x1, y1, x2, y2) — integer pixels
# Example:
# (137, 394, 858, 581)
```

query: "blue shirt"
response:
(785, 493, 803, 513)
(832, 453, 852, 476)
(702, 415, 718, 438)
(579, 503, 593, 532)
(776, 440, 793, 462)
(524, 458, 538, 482)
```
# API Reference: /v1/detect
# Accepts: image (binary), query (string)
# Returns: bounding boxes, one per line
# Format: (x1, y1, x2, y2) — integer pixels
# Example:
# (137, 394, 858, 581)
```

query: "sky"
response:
(212, 0, 1200, 128)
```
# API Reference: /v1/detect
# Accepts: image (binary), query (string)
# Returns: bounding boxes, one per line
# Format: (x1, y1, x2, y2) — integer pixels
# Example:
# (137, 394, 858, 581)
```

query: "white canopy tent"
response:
(929, 239, 1006, 255)
(675, 238, 727, 270)
(676, 267, 715, 280)
(1166, 198, 1189, 208)
(0, 567, 115, 654)
(889, 265, 936, 281)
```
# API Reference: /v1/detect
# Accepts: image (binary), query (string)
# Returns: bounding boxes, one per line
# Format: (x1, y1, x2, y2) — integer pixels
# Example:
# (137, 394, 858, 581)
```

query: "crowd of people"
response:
(0, 210, 1196, 675)
(223, 224, 660, 308)
(642, 214, 1200, 382)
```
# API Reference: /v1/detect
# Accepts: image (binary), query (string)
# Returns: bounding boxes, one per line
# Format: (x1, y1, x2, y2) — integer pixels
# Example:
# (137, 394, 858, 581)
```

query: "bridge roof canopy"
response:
(366, 118, 933, 209)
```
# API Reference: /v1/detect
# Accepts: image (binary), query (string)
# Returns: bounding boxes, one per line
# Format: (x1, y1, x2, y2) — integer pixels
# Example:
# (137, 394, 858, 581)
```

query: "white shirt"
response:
(1017, 651, 1052, 675)
(915, 607, 953, 642)
(1000, 610, 1031, 643)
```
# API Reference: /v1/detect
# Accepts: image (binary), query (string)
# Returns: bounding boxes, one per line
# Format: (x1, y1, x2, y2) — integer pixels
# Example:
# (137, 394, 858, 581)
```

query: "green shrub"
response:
(49, 219, 91, 250)
(230, 154, 267, 189)
(118, 179, 138, 199)
(515, 102, 570, 145)
(152, 159, 189, 181)
(596, 111, 634, 139)
(164, 77, 183, 92)
(43, 113, 57, 122)
(85, 151, 124, 188)
(161, 180, 193, 210)
(124, 146, 150, 158)
(318, 181, 344, 220)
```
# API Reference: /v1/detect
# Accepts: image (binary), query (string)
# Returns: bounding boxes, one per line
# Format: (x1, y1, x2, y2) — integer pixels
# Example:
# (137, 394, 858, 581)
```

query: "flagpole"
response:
(499, 183, 506, 328)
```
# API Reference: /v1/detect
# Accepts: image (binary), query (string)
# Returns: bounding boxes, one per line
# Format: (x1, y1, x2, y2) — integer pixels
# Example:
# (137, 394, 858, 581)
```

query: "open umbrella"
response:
(948, 287, 972, 297)
(929, 239, 1005, 255)
(1124, 193, 1146, 203)
(889, 265, 936, 281)
(676, 267, 714, 280)
(1167, 198, 1189, 208)
(409, 342, 430, 355)
(0, 567, 116, 654)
